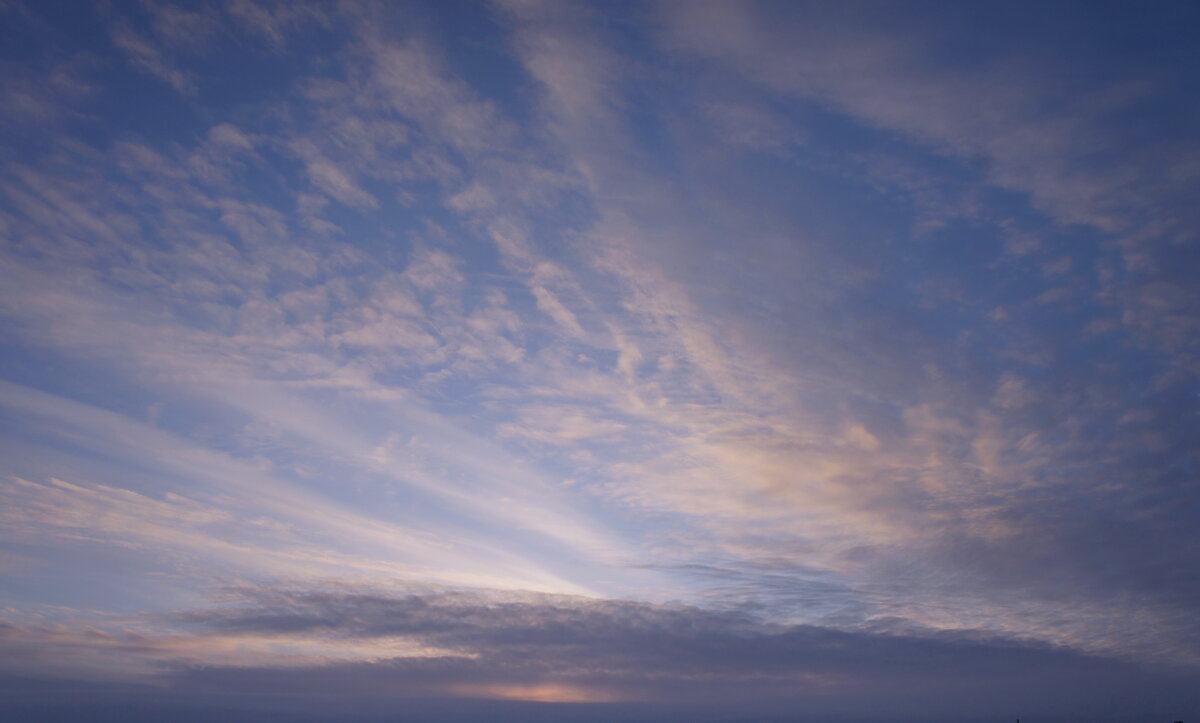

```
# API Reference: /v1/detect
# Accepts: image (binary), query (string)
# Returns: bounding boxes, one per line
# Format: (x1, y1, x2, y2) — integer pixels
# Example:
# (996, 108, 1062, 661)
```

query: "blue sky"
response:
(1, 1, 1198, 720)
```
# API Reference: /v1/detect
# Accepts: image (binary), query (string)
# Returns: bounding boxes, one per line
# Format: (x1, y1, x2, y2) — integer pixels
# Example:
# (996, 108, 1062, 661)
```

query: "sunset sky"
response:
(1, 1, 1198, 721)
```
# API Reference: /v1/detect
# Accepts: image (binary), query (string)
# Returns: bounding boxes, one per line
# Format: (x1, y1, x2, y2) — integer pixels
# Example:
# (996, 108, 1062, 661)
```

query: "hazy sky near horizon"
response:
(1, 1, 1199, 720)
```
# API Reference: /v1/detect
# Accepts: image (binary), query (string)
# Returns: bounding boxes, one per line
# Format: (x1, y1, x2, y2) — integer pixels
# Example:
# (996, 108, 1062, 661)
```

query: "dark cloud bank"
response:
(5, 586, 1197, 722)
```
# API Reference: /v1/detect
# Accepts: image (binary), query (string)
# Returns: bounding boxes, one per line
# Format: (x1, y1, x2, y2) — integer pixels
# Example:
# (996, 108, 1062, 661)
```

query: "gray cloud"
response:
(153, 584, 1200, 717)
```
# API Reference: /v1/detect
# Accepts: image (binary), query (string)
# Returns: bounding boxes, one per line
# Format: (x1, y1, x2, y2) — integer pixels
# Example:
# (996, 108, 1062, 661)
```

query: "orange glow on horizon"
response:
(446, 681, 623, 703)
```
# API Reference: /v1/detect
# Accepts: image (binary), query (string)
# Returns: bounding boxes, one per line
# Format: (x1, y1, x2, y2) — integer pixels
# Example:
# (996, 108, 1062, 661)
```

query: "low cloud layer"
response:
(5, 585, 1197, 721)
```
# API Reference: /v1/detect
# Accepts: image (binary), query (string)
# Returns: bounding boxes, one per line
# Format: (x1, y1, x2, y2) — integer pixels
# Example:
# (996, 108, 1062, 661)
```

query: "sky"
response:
(1, 0, 1198, 720)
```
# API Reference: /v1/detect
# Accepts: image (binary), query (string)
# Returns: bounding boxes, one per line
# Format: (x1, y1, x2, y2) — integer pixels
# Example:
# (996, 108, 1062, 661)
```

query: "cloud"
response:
(480, 0, 1200, 670)
(3, 583, 1180, 718)
(224, 0, 330, 47)
(110, 22, 195, 94)
(0, 381, 616, 595)
(1, 4, 1198, 717)
(291, 141, 380, 210)
(0, 52, 95, 133)
(656, 0, 1200, 377)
